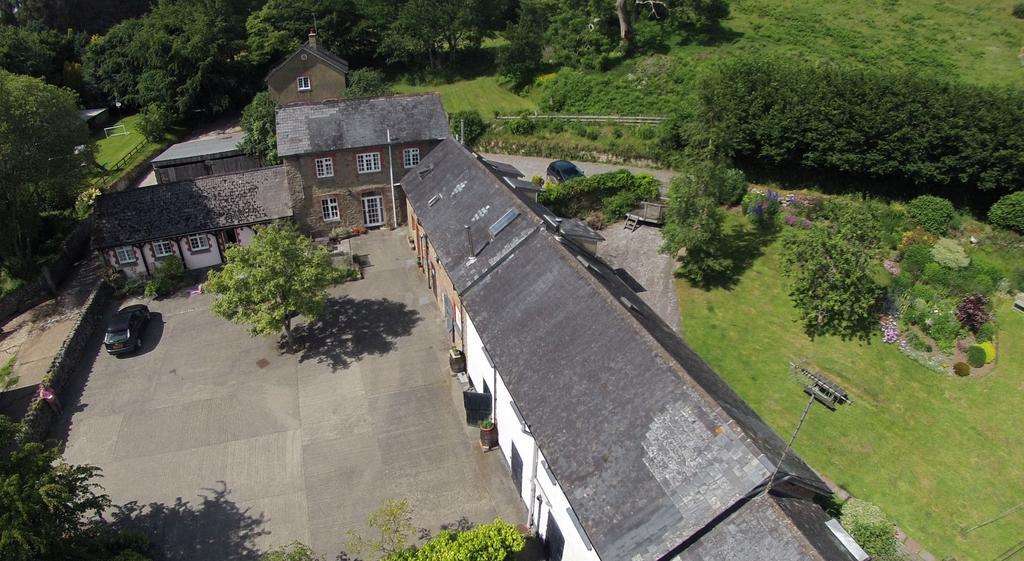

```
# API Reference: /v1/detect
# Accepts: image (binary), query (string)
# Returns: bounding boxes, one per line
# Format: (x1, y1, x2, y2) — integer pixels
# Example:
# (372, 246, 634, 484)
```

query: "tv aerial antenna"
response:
(765, 360, 851, 493)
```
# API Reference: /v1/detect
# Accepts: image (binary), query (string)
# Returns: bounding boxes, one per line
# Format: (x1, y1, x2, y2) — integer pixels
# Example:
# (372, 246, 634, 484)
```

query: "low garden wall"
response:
(0, 219, 93, 327)
(18, 281, 111, 443)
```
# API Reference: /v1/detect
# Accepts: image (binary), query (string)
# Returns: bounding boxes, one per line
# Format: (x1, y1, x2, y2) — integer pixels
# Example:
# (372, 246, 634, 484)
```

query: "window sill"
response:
(154, 254, 174, 260)
(357, 170, 383, 175)
(298, 88, 312, 93)
(323, 218, 341, 223)
(316, 175, 335, 180)
(190, 248, 211, 254)
(117, 261, 137, 267)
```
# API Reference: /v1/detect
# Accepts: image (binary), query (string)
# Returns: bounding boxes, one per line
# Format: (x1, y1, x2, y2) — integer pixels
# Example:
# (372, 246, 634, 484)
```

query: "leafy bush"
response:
(967, 344, 986, 368)
(976, 322, 995, 342)
(980, 341, 996, 363)
(137, 103, 172, 143)
(988, 191, 1024, 233)
(385, 519, 525, 561)
(908, 283, 935, 303)
(143, 256, 184, 298)
(839, 499, 902, 560)
(539, 169, 660, 221)
(449, 111, 487, 145)
(506, 116, 535, 136)
(1014, 2, 1024, 18)
(345, 68, 394, 98)
(955, 294, 990, 332)
(906, 331, 932, 353)
(240, 92, 279, 165)
(922, 262, 948, 287)
(931, 238, 969, 268)
(901, 244, 934, 278)
(953, 362, 970, 377)
(890, 273, 913, 295)
(742, 190, 781, 229)
(899, 229, 937, 252)
(908, 196, 957, 235)
(927, 308, 962, 352)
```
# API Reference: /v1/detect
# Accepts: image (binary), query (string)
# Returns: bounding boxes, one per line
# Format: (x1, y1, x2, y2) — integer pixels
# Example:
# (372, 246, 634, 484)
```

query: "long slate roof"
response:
(275, 93, 449, 157)
(402, 138, 855, 561)
(93, 167, 291, 248)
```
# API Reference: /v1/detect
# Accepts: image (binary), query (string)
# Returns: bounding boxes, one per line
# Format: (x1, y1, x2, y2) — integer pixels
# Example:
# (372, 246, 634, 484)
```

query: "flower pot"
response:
(479, 425, 498, 450)
(449, 348, 466, 373)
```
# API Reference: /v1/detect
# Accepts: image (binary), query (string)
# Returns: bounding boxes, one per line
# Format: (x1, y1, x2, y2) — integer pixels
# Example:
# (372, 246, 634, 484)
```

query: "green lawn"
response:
(677, 218, 1024, 561)
(393, 75, 537, 117)
(89, 114, 180, 188)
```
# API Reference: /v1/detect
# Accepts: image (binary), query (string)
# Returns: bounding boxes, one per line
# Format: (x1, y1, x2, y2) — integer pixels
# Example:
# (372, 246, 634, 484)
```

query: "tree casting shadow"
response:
(681, 222, 777, 291)
(288, 296, 421, 371)
(103, 482, 268, 561)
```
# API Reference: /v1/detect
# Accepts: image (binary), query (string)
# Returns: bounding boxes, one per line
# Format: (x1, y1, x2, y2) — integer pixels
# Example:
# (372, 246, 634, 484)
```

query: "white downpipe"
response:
(387, 128, 398, 228)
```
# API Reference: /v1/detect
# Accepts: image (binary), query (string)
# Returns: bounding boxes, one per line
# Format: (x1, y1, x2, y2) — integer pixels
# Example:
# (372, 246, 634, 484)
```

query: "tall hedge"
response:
(693, 56, 1024, 197)
(538, 170, 660, 220)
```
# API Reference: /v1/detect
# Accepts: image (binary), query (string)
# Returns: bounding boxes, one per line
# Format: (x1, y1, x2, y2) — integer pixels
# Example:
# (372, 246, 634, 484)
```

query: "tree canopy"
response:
(660, 164, 733, 285)
(0, 70, 88, 277)
(239, 91, 279, 165)
(205, 222, 344, 349)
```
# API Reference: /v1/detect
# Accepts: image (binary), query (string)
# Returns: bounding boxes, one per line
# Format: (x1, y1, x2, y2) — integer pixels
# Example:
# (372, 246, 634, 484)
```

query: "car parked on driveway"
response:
(546, 160, 585, 184)
(104, 304, 151, 356)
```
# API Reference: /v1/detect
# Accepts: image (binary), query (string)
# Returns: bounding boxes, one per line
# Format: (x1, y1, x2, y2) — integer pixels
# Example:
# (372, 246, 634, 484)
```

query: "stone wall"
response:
(18, 282, 111, 443)
(0, 219, 93, 327)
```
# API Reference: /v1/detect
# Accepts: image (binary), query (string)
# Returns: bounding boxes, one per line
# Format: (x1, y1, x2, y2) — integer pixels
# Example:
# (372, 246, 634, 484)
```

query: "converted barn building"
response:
(150, 132, 259, 184)
(403, 138, 868, 561)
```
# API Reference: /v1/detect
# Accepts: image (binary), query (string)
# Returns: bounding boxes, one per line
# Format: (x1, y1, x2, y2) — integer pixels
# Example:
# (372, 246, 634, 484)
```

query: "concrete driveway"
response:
(59, 230, 524, 560)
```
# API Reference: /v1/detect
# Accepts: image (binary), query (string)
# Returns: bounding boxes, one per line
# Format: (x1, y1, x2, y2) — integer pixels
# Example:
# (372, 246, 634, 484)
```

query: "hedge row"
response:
(693, 56, 1024, 198)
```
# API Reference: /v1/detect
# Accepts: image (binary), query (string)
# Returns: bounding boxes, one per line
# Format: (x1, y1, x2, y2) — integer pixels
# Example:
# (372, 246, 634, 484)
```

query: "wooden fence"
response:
(494, 114, 667, 126)
(96, 139, 147, 189)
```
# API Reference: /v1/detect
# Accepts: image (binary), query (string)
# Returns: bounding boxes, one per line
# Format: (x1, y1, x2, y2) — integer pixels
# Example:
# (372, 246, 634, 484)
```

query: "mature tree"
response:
(344, 68, 393, 98)
(616, 0, 729, 50)
(239, 91, 279, 165)
(782, 200, 884, 340)
(0, 70, 88, 278)
(205, 222, 342, 349)
(83, 0, 260, 117)
(381, 0, 483, 68)
(0, 415, 110, 561)
(496, 0, 550, 89)
(660, 167, 732, 285)
(244, 0, 368, 66)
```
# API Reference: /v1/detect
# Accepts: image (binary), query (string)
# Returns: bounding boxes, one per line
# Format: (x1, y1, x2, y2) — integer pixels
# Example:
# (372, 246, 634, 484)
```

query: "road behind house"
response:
(480, 152, 678, 193)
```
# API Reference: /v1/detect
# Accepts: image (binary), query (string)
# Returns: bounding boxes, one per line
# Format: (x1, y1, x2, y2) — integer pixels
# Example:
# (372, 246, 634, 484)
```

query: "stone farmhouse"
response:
(266, 31, 349, 105)
(403, 137, 867, 561)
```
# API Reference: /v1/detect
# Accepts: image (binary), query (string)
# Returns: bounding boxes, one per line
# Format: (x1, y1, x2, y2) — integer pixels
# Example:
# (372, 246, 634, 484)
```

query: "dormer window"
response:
(297, 76, 311, 91)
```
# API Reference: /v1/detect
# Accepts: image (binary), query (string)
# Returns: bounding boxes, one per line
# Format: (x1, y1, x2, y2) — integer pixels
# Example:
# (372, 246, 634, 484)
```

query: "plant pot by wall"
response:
(480, 424, 498, 450)
(449, 348, 466, 373)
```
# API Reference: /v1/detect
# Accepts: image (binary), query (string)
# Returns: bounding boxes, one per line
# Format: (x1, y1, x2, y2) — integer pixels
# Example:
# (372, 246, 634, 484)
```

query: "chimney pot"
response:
(308, 29, 317, 48)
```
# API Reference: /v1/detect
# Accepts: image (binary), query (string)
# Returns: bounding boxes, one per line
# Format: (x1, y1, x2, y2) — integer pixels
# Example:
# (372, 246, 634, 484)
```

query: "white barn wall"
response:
(180, 233, 222, 270)
(463, 314, 600, 561)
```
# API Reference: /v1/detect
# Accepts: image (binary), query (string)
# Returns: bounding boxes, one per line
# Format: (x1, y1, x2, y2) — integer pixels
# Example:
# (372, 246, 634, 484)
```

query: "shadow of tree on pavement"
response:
(289, 296, 422, 371)
(104, 482, 268, 561)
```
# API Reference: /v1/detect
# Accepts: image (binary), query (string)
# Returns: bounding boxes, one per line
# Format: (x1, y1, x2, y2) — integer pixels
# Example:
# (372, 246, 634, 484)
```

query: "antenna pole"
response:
(766, 392, 815, 494)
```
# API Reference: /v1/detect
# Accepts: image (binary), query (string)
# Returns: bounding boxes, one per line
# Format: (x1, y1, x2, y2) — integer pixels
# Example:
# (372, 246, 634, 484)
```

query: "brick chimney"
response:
(308, 29, 317, 49)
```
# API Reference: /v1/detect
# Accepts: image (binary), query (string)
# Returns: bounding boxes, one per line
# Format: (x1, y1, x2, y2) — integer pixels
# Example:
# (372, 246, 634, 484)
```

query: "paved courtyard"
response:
(60, 230, 524, 560)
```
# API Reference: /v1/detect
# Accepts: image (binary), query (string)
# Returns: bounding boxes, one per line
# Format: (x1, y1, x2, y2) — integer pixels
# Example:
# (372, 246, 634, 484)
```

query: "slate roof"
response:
(151, 132, 245, 166)
(93, 167, 291, 248)
(264, 37, 349, 82)
(402, 138, 855, 561)
(275, 94, 449, 157)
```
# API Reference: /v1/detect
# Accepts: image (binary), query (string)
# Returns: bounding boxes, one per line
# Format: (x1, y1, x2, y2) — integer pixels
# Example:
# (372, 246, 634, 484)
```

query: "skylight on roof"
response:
(488, 208, 520, 237)
(428, 194, 441, 207)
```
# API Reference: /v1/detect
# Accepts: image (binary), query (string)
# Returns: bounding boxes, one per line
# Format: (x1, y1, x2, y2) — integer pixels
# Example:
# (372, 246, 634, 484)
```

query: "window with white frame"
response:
(297, 76, 311, 91)
(321, 197, 339, 221)
(315, 157, 334, 178)
(402, 148, 420, 168)
(115, 246, 136, 264)
(153, 240, 174, 258)
(356, 152, 381, 174)
(188, 234, 209, 251)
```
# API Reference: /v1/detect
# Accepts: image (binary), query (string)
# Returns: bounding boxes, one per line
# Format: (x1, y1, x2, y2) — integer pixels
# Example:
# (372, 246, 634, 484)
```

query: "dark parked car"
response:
(546, 160, 585, 184)
(104, 304, 151, 356)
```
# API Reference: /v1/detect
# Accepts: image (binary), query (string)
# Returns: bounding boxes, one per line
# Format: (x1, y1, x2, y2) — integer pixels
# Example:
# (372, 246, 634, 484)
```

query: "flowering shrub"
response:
(899, 229, 938, 252)
(879, 315, 900, 343)
(883, 259, 900, 275)
(955, 294, 990, 333)
(742, 190, 781, 229)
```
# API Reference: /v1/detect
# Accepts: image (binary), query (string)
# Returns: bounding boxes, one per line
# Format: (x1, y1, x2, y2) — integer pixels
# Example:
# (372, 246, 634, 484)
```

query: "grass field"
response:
(90, 114, 179, 188)
(393, 75, 537, 117)
(677, 216, 1024, 561)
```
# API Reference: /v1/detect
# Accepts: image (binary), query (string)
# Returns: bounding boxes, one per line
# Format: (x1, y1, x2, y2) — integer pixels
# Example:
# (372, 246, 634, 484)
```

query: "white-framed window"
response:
(315, 157, 334, 178)
(188, 234, 209, 252)
(402, 148, 420, 168)
(297, 76, 311, 91)
(356, 152, 382, 174)
(153, 240, 174, 258)
(115, 246, 136, 265)
(321, 197, 340, 221)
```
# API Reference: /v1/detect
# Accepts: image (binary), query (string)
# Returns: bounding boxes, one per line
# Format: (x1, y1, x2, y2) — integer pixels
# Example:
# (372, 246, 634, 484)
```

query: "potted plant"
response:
(449, 346, 466, 373)
(479, 419, 498, 450)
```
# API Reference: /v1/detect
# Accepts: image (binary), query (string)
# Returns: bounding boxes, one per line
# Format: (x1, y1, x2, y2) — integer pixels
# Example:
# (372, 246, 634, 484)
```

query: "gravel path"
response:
(596, 221, 681, 335)
(480, 153, 678, 194)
